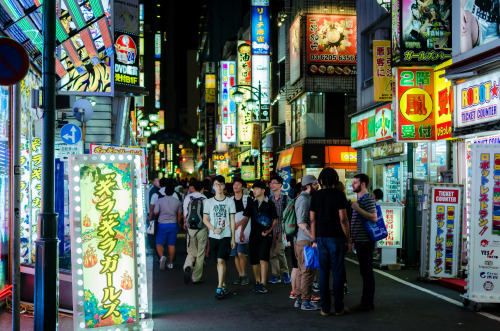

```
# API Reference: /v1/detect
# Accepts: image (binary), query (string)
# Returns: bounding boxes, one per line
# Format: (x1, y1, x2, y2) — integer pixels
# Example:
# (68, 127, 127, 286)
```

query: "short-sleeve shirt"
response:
(250, 197, 278, 238)
(154, 196, 182, 224)
(295, 192, 313, 242)
(183, 192, 206, 217)
(351, 193, 377, 242)
(203, 196, 236, 239)
(233, 195, 254, 218)
(309, 188, 347, 239)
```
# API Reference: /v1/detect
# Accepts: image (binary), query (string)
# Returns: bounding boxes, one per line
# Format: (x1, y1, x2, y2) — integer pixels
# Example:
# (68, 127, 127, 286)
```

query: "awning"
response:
(277, 147, 303, 170)
(325, 146, 357, 170)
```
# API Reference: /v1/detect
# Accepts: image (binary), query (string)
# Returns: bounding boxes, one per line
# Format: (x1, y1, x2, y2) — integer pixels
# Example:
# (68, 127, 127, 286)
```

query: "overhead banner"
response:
(90, 144, 147, 184)
(306, 14, 357, 76)
(237, 41, 253, 146)
(427, 184, 463, 278)
(434, 60, 453, 139)
(377, 204, 403, 248)
(466, 144, 500, 302)
(394, 67, 435, 141)
(393, 0, 452, 65)
(375, 103, 393, 142)
(251, 2, 270, 55)
(220, 61, 237, 143)
(373, 40, 392, 102)
(455, 70, 500, 129)
(290, 17, 301, 84)
(351, 110, 375, 148)
(115, 33, 140, 87)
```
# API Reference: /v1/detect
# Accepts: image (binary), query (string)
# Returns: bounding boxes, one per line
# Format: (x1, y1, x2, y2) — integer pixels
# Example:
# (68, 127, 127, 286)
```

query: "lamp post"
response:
(232, 81, 263, 179)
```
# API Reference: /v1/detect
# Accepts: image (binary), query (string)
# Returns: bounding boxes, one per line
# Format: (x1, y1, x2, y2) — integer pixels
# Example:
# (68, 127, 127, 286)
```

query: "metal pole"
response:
(258, 81, 262, 179)
(35, 0, 60, 328)
(405, 142, 417, 266)
(12, 83, 21, 331)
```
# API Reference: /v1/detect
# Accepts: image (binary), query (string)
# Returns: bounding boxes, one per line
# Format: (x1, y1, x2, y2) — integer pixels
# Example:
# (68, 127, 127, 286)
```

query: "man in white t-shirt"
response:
(203, 175, 236, 299)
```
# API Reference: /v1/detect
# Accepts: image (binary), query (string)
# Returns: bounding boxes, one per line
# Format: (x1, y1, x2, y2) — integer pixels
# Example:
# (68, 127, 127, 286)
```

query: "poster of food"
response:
(466, 144, 500, 302)
(306, 14, 357, 76)
(394, 67, 436, 141)
(289, 17, 301, 84)
(427, 184, 463, 278)
(373, 40, 392, 102)
(461, 0, 500, 54)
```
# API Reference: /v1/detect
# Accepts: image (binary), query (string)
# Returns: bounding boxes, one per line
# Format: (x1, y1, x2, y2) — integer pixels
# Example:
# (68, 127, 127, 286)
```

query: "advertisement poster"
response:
(455, 69, 500, 129)
(350, 109, 375, 148)
(391, 0, 401, 63)
(114, 33, 140, 86)
(377, 205, 403, 248)
(373, 40, 392, 102)
(277, 166, 292, 196)
(394, 67, 435, 141)
(241, 165, 256, 182)
(220, 61, 237, 143)
(237, 41, 253, 146)
(434, 60, 453, 139)
(375, 103, 393, 142)
(155, 61, 160, 108)
(306, 14, 357, 76)
(90, 144, 147, 184)
(251, 55, 271, 122)
(467, 144, 500, 301)
(461, 0, 500, 54)
(395, 0, 452, 64)
(251, 3, 270, 55)
(30, 138, 41, 263)
(114, 0, 139, 35)
(427, 184, 463, 278)
(289, 17, 301, 84)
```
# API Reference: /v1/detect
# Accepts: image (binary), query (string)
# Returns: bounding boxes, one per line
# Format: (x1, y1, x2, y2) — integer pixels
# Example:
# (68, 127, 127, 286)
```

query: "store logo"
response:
(479, 225, 488, 236)
(116, 35, 137, 65)
(481, 239, 489, 247)
(485, 260, 493, 266)
(480, 272, 499, 279)
(483, 281, 494, 291)
(481, 250, 499, 259)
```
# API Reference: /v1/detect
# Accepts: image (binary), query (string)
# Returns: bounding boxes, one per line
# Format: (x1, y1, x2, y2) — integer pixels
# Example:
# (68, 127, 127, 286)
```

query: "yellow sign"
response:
(251, 124, 260, 150)
(206, 74, 216, 103)
(213, 154, 226, 161)
(373, 40, 392, 102)
(399, 87, 433, 123)
(340, 152, 357, 162)
(434, 60, 453, 140)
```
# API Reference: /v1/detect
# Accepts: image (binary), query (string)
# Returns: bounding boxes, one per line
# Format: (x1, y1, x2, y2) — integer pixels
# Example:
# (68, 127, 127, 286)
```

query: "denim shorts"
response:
(156, 223, 178, 246)
(230, 243, 249, 257)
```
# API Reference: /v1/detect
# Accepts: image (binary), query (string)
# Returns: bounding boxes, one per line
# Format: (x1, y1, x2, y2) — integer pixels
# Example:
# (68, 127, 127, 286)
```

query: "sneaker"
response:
(167, 263, 173, 269)
(214, 288, 224, 300)
(269, 276, 281, 284)
(294, 299, 303, 308)
(159, 256, 166, 270)
(258, 285, 268, 294)
(222, 286, 228, 296)
(335, 308, 351, 316)
(282, 272, 291, 284)
(301, 302, 320, 311)
(253, 282, 262, 292)
(233, 277, 242, 285)
(312, 282, 320, 292)
(289, 291, 298, 299)
(320, 310, 330, 316)
(344, 285, 350, 295)
(311, 295, 320, 302)
(183, 266, 192, 284)
(241, 276, 250, 286)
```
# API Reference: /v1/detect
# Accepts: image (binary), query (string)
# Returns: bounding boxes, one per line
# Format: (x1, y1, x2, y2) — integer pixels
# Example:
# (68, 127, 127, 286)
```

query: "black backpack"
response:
(186, 196, 205, 229)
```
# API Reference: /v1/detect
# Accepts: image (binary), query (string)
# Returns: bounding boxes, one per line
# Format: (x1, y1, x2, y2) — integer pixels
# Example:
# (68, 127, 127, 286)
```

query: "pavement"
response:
(1, 233, 499, 330)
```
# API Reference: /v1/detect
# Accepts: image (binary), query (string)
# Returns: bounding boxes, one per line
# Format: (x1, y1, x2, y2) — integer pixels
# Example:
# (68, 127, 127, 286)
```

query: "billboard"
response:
(375, 103, 393, 142)
(351, 110, 375, 148)
(306, 14, 357, 76)
(373, 41, 393, 102)
(434, 60, 453, 139)
(155, 34, 161, 58)
(251, 4, 270, 55)
(393, 0, 452, 65)
(377, 204, 403, 248)
(220, 61, 237, 143)
(114, 0, 140, 35)
(290, 17, 301, 84)
(461, 1, 500, 54)
(155, 61, 160, 108)
(114, 33, 140, 86)
(252, 55, 270, 122)
(394, 67, 435, 141)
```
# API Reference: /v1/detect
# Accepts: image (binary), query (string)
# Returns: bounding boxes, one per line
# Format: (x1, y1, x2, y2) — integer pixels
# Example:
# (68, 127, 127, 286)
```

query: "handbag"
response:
(303, 246, 320, 269)
(146, 220, 157, 235)
(361, 203, 388, 242)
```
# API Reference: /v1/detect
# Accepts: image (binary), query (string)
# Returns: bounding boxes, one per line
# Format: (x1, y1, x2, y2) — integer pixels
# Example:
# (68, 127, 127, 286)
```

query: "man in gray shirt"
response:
(293, 175, 320, 311)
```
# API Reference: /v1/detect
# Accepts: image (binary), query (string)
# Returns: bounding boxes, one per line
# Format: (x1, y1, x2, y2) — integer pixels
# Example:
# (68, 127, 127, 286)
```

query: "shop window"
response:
(415, 143, 429, 180)
(429, 141, 447, 182)
(307, 92, 323, 114)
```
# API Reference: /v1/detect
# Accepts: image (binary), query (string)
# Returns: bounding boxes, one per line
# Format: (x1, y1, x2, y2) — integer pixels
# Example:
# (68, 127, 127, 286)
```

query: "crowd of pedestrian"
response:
(146, 168, 380, 316)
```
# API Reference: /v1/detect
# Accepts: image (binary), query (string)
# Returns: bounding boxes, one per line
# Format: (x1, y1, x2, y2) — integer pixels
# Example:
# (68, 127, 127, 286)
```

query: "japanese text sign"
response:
(237, 41, 253, 146)
(394, 67, 435, 141)
(434, 60, 453, 139)
(373, 40, 392, 102)
(251, 4, 270, 55)
(351, 109, 375, 148)
(115, 33, 140, 87)
(428, 184, 463, 278)
(237, 41, 252, 86)
(377, 204, 403, 248)
(375, 103, 393, 142)
(220, 61, 237, 143)
(290, 17, 301, 84)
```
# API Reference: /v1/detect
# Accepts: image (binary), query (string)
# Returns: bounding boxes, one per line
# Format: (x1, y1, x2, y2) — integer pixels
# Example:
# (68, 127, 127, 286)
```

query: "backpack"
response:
(186, 195, 205, 229)
(283, 193, 310, 237)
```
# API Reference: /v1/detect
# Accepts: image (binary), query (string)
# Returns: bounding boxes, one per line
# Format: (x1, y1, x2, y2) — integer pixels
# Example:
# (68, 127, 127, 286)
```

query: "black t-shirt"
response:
(234, 195, 254, 218)
(310, 188, 347, 239)
(250, 197, 278, 238)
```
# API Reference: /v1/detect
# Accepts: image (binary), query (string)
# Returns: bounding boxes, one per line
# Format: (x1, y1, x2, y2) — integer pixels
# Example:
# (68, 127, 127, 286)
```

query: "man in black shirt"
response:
(249, 180, 278, 294)
(310, 167, 351, 316)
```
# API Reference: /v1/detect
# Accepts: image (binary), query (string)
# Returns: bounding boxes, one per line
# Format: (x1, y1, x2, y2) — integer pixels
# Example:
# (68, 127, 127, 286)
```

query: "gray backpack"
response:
(186, 196, 205, 229)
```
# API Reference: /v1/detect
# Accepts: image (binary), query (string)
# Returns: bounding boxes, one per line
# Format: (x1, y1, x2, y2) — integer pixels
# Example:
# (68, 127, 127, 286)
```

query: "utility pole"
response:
(405, 142, 417, 267)
(34, 0, 60, 329)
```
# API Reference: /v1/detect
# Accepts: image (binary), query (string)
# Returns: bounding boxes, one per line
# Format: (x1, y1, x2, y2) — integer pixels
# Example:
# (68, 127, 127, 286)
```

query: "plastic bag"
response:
(304, 246, 320, 269)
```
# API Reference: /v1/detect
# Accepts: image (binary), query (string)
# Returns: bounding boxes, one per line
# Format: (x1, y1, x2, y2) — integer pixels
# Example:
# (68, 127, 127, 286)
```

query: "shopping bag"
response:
(146, 220, 157, 235)
(303, 246, 320, 269)
(362, 204, 388, 241)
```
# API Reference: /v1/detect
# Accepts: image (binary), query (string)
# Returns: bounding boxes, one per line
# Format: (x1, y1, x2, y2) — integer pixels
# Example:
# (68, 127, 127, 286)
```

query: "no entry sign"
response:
(0, 38, 29, 86)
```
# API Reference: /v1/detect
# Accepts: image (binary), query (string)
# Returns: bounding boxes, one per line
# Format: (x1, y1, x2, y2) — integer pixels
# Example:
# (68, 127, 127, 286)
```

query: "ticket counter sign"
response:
(377, 203, 403, 248)
(427, 184, 463, 278)
(394, 67, 435, 141)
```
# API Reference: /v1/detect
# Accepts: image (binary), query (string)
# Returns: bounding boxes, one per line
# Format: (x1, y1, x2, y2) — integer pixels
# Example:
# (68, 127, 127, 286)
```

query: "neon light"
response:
(3, 0, 22, 20)
(64, 0, 86, 29)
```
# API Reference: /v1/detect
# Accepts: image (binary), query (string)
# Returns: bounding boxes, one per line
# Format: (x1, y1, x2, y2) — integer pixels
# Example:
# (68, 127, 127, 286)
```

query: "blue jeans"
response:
(317, 237, 346, 314)
(354, 241, 375, 306)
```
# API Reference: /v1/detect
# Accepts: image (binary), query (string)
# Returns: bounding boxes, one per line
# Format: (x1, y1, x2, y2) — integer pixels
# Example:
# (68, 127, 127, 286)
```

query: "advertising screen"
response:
(220, 61, 237, 143)
(251, 4, 270, 55)
(114, 33, 140, 87)
(461, 0, 500, 54)
(289, 17, 301, 84)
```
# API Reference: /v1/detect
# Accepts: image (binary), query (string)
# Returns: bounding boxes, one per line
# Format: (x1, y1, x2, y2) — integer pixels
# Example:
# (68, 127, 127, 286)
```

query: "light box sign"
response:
(373, 40, 392, 102)
(30, 138, 42, 263)
(114, 0, 140, 35)
(434, 60, 453, 139)
(375, 103, 393, 142)
(155, 34, 161, 58)
(69, 154, 151, 330)
(237, 41, 252, 86)
(155, 61, 160, 109)
(289, 17, 301, 84)
(461, 3, 500, 55)
(306, 14, 357, 76)
(377, 204, 403, 248)
(427, 184, 463, 278)
(115, 33, 140, 86)
(252, 55, 270, 122)
(350, 109, 375, 148)
(251, 3, 270, 55)
(466, 144, 500, 302)
(391, 0, 401, 64)
(455, 70, 500, 129)
(393, 0, 452, 65)
(206, 74, 216, 103)
(394, 67, 435, 141)
(220, 61, 237, 143)
(241, 165, 256, 182)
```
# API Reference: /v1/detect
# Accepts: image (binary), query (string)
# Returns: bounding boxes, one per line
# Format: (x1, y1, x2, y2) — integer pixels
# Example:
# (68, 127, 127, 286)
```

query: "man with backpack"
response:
(182, 181, 207, 284)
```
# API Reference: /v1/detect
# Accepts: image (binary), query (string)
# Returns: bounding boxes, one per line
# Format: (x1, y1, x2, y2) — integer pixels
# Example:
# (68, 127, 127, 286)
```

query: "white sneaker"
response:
(159, 256, 166, 270)
(167, 263, 174, 269)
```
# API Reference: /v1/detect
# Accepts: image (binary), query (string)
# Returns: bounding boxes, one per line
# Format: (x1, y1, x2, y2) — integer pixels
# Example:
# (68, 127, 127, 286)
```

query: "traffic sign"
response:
(60, 124, 82, 145)
(0, 38, 30, 86)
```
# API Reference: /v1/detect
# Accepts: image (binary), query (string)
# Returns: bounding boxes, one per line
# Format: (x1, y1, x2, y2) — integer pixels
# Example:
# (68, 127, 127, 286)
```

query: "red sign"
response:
(0, 38, 29, 86)
(434, 189, 459, 204)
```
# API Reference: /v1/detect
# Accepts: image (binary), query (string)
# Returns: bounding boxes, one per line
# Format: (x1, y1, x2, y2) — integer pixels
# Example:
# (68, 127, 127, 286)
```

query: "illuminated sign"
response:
(237, 41, 252, 85)
(220, 61, 237, 143)
(114, 0, 140, 35)
(155, 34, 161, 58)
(242, 165, 256, 182)
(375, 103, 393, 142)
(159, 110, 165, 130)
(69, 155, 152, 330)
(455, 69, 500, 129)
(461, 3, 499, 55)
(115, 34, 140, 86)
(394, 67, 435, 141)
(377, 204, 403, 248)
(30, 138, 42, 262)
(237, 41, 253, 146)
(290, 17, 301, 84)
(251, 3, 269, 55)
(351, 110, 375, 148)
(434, 60, 453, 139)
(251, 55, 270, 122)
(212, 154, 227, 162)
(373, 40, 392, 102)
(206, 74, 216, 103)
(155, 61, 160, 108)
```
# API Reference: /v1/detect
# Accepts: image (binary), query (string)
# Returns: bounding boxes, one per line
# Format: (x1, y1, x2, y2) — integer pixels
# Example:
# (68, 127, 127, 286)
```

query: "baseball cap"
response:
(301, 175, 317, 186)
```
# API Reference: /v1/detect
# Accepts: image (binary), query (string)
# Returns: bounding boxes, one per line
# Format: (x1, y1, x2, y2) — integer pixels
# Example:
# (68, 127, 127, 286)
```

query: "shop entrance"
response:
(373, 159, 407, 203)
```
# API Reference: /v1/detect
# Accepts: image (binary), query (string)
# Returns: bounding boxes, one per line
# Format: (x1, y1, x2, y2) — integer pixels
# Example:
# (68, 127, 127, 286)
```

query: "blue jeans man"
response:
(317, 237, 346, 314)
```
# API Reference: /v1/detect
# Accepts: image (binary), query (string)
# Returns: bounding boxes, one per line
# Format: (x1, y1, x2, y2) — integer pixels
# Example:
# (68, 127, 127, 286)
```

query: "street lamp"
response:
(197, 139, 205, 147)
(151, 125, 159, 134)
(191, 137, 198, 144)
(144, 129, 152, 137)
(232, 81, 264, 179)
(150, 140, 158, 145)
(138, 118, 149, 128)
(149, 113, 159, 122)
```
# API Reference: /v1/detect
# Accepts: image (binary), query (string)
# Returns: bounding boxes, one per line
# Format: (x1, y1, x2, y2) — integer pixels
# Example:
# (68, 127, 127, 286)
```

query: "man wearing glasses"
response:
(203, 175, 236, 299)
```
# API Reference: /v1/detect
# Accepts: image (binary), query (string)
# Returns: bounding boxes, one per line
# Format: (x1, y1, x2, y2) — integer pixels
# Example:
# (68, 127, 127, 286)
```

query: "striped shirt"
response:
(270, 193, 289, 234)
(351, 193, 376, 242)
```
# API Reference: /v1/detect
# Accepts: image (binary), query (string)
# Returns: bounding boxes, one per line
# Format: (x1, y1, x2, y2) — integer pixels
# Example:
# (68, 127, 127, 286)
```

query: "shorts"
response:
(249, 236, 272, 265)
(209, 237, 232, 261)
(290, 239, 298, 269)
(156, 223, 178, 246)
(230, 243, 249, 257)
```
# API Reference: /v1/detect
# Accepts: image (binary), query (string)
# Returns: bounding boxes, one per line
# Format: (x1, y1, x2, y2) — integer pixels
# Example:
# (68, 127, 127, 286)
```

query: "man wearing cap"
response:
(293, 175, 320, 311)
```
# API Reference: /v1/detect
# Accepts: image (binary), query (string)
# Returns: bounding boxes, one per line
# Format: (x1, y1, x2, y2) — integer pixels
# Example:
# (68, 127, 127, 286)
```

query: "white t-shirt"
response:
(203, 196, 236, 239)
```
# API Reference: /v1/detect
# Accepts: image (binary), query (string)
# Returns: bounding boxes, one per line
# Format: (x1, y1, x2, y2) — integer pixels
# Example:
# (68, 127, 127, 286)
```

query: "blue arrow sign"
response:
(60, 124, 82, 145)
